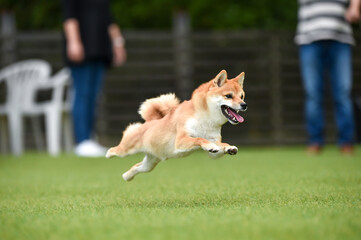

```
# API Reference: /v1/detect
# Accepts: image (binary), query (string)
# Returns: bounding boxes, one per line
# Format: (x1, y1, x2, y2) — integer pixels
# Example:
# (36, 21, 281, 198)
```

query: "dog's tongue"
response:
(228, 108, 244, 123)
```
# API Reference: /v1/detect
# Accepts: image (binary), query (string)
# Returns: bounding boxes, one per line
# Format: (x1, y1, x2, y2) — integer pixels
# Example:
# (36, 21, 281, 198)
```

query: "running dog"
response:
(106, 70, 247, 181)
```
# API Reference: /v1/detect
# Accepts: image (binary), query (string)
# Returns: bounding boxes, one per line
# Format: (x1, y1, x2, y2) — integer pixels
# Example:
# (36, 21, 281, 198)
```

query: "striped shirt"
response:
(295, 0, 355, 45)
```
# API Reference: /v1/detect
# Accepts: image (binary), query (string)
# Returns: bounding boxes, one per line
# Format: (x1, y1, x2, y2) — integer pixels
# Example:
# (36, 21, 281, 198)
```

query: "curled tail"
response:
(138, 93, 180, 121)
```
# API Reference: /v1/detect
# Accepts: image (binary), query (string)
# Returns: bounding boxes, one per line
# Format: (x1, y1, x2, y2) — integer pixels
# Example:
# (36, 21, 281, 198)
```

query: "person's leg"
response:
(70, 63, 92, 144)
(328, 41, 355, 147)
(87, 61, 105, 139)
(299, 42, 326, 146)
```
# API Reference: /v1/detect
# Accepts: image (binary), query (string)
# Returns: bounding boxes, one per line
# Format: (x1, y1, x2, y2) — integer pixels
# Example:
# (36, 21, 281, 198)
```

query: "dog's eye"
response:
(225, 94, 233, 99)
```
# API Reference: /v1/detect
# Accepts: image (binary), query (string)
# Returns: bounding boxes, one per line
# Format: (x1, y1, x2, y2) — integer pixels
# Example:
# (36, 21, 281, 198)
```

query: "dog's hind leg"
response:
(122, 154, 160, 181)
(106, 123, 144, 158)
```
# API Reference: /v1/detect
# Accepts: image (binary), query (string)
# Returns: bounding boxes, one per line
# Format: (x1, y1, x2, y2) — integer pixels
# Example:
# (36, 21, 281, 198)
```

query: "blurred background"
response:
(0, 0, 361, 154)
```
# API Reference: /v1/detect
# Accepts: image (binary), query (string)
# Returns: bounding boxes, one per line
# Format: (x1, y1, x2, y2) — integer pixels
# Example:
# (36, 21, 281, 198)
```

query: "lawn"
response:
(0, 146, 360, 240)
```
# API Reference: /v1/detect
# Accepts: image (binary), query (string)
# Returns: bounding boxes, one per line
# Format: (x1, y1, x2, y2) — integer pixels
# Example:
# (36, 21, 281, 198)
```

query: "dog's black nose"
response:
(240, 102, 247, 111)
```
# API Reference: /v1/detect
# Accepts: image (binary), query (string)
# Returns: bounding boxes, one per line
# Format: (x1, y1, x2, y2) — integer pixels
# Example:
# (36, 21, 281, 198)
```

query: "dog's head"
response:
(207, 70, 247, 125)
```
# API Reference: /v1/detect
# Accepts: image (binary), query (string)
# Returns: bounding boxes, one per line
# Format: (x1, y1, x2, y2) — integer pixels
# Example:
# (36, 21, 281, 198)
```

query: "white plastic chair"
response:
(22, 67, 74, 155)
(0, 60, 73, 155)
(0, 59, 51, 155)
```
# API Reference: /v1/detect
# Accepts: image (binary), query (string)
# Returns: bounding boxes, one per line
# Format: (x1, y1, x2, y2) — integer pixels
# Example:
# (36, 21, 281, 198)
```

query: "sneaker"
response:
(307, 144, 322, 155)
(74, 140, 107, 157)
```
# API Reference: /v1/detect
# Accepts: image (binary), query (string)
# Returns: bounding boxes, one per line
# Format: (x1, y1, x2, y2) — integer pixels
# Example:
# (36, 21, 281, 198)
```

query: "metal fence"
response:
(1, 29, 361, 150)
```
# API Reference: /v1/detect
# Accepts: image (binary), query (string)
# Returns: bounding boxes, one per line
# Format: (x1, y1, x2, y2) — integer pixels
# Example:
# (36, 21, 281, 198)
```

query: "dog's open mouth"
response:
(221, 106, 244, 125)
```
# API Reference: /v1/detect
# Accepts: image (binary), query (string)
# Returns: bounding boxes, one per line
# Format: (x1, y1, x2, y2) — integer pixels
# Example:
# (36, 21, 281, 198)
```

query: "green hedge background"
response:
(0, 0, 298, 30)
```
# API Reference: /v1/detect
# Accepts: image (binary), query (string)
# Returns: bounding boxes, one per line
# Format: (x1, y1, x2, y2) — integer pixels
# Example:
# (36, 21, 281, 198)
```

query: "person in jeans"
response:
(62, 0, 126, 157)
(295, 0, 360, 155)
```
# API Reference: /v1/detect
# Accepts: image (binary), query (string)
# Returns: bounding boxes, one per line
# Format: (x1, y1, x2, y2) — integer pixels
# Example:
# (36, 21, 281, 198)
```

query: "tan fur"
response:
(106, 70, 247, 181)
(138, 93, 180, 121)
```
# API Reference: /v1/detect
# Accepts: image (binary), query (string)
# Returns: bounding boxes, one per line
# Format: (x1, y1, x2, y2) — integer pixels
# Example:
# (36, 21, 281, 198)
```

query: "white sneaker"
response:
(74, 140, 107, 157)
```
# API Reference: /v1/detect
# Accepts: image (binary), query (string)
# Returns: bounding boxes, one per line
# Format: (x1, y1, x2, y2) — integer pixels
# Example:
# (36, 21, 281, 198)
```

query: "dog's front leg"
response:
(175, 133, 221, 154)
(219, 142, 238, 155)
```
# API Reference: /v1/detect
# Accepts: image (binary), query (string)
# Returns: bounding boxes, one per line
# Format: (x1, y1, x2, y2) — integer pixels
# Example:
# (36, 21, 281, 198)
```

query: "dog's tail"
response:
(138, 93, 180, 121)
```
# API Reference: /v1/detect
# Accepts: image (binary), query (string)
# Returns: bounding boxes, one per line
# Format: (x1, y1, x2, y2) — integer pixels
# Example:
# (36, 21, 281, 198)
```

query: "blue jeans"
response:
(299, 40, 355, 146)
(70, 61, 105, 144)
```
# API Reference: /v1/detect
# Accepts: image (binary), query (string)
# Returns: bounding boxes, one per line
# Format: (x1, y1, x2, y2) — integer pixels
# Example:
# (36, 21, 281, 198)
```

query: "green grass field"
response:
(0, 146, 361, 240)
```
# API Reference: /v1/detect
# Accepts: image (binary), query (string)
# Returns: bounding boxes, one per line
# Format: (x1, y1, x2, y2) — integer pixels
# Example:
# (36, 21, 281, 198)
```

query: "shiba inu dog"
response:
(106, 70, 247, 181)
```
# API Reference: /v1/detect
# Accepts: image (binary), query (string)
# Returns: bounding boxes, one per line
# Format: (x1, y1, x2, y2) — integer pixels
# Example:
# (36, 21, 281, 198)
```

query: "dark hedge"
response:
(0, 0, 298, 30)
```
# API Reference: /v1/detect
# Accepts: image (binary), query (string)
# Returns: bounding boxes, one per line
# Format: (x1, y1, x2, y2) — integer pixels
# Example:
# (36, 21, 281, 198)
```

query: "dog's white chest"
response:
(185, 117, 221, 142)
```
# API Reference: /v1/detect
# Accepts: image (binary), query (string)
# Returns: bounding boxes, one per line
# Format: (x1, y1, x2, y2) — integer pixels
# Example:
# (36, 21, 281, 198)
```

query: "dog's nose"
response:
(240, 102, 247, 111)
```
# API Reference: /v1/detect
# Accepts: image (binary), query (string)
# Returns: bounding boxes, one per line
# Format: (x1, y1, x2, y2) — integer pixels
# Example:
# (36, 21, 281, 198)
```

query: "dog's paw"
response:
(202, 143, 221, 153)
(105, 149, 114, 159)
(225, 146, 238, 155)
(122, 172, 134, 182)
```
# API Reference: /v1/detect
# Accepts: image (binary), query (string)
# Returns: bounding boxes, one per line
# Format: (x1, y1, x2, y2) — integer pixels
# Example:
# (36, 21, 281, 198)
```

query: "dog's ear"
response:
(214, 70, 227, 87)
(234, 72, 245, 86)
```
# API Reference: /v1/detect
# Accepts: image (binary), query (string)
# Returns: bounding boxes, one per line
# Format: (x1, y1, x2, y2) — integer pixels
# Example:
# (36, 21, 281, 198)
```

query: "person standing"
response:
(295, 0, 360, 155)
(62, 0, 126, 157)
